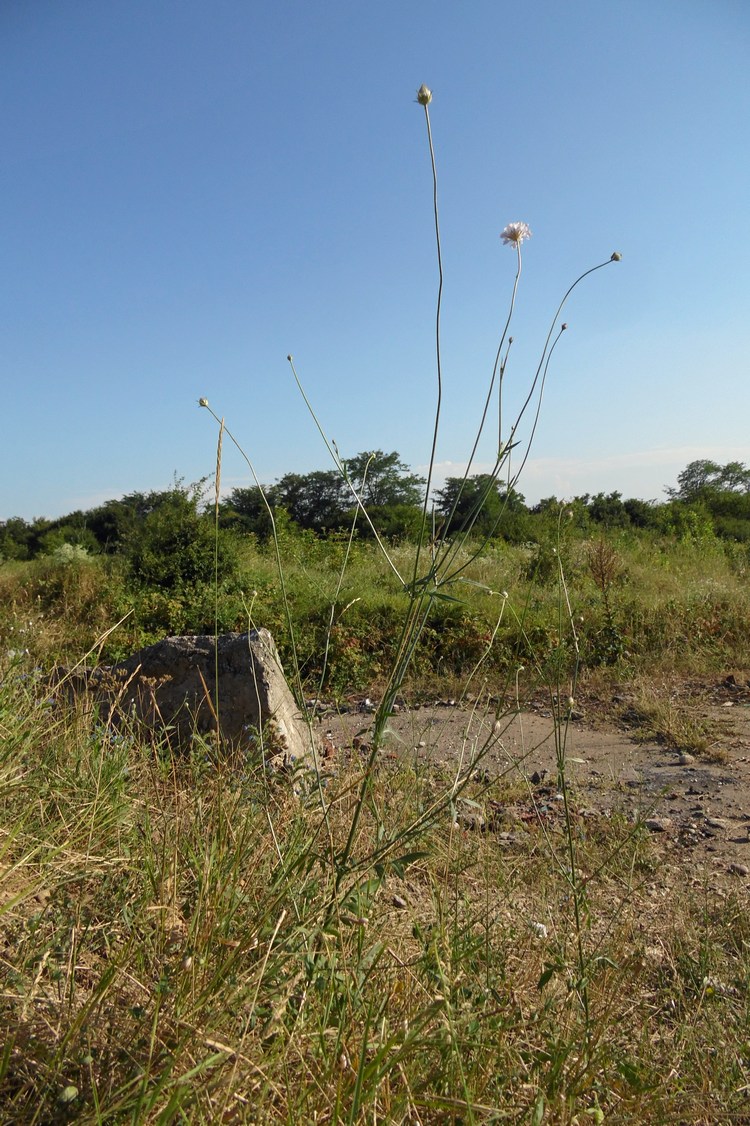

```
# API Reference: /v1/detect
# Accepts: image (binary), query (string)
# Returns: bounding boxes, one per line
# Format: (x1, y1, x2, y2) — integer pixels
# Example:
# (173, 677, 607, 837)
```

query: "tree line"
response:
(2, 455, 750, 565)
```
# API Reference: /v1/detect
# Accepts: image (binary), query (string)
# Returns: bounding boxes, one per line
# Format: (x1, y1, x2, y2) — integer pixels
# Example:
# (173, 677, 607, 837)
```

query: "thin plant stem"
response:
(213, 417, 224, 736)
(199, 404, 303, 703)
(413, 98, 444, 587)
(285, 356, 406, 589)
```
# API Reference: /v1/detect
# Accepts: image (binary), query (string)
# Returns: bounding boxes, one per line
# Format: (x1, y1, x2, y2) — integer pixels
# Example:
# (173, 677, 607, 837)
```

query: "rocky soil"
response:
(317, 674, 750, 887)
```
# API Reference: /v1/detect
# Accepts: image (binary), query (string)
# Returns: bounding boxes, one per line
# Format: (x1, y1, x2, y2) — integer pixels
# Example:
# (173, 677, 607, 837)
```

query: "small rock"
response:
(705, 817, 728, 830)
(728, 863, 749, 877)
(392, 895, 407, 909)
(495, 831, 523, 846)
(677, 752, 696, 765)
(644, 817, 672, 833)
(458, 812, 486, 831)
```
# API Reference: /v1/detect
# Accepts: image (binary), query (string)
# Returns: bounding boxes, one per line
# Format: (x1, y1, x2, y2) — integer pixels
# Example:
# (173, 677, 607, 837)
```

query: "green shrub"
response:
(123, 485, 238, 593)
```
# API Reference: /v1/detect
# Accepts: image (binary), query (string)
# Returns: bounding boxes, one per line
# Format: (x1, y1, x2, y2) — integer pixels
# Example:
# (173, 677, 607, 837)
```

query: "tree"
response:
(623, 497, 662, 530)
(0, 517, 35, 561)
(225, 452, 426, 537)
(124, 483, 237, 591)
(665, 460, 750, 541)
(435, 476, 525, 538)
(666, 460, 750, 502)
(220, 485, 275, 538)
(587, 491, 629, 529)
(274, 470, 348, 533)
(342, 451, 425, 509)
(84, 499, 140, 551)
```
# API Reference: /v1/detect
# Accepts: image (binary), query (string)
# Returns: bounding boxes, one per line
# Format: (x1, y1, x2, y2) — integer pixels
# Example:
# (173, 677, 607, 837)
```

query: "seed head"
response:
(416, 84, 432, 106)
(500, 222, 532, 247)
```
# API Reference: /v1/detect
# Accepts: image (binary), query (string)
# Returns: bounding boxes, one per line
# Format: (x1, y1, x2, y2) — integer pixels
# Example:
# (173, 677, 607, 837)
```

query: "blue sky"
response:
(2, 0, 749, 520)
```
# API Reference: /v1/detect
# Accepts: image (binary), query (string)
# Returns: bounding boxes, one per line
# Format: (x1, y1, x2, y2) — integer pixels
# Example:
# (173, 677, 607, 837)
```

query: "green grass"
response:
(3, 518, 750, 1122)
(2, 655, 750, 1123)
(2, 527, 749, 691)
(7, 82, 750, 1122)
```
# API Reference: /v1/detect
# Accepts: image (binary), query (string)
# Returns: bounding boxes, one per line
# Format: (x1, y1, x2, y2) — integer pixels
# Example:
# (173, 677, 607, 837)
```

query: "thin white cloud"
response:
(422, 446, 750, 504)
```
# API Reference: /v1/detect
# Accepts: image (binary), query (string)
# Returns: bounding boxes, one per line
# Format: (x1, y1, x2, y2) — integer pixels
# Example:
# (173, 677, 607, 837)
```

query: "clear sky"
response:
(2, 0, 749, 521)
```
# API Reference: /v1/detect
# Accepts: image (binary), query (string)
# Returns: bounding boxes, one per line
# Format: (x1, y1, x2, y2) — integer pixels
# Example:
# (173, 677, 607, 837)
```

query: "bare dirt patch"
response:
(318, 675, 750, 886)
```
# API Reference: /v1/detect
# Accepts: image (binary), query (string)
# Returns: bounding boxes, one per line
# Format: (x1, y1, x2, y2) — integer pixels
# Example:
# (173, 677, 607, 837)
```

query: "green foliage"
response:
(221, 450, 426, 539)
(662, 501, 718, 545)
(220, 484, 274, 538)
(2, 660, 748, 1122)
(667, 458, 750, 501)
(435, 475, 528, 539)
(343, 450, 425, 508)
(123, 484, 238, 592)
(37, 524, 100, 556)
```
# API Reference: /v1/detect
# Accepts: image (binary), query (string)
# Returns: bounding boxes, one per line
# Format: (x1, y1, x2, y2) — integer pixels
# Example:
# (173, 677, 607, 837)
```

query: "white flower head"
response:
(500, 222, 532, 247)
(528, 921, 548, 940)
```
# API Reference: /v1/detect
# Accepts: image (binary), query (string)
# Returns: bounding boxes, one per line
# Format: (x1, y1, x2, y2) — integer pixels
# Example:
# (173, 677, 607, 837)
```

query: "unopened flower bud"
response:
(198, 398, 209, 408)
(416, 84, 432, 105)
(611, 251, 622, 261)
(561, 323, 568, 331)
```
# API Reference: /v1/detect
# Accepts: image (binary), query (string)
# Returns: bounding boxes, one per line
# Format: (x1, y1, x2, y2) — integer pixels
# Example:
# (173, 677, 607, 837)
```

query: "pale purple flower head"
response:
(500, 222, 532, 247)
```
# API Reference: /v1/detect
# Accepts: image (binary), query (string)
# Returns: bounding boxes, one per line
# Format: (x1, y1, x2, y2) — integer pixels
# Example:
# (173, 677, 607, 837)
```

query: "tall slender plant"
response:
(199, 82, 621, 907)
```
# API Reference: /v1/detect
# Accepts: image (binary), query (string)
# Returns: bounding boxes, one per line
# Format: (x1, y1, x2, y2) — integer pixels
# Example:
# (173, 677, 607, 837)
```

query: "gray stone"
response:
(644, 816, 672, 833)
(57, 631, 318, 769)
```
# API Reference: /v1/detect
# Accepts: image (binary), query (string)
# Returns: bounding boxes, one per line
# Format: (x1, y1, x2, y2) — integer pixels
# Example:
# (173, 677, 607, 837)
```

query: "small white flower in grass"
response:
(528, 921, 548, 940)
(500, 221, 532, 247)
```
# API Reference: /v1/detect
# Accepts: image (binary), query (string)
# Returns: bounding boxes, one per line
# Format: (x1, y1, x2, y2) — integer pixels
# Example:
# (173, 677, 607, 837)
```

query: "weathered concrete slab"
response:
(55, 630, 318, 769)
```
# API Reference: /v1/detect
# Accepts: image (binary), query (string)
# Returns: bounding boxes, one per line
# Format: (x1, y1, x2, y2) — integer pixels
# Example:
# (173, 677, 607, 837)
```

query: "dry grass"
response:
(2, 659, 750, 1123)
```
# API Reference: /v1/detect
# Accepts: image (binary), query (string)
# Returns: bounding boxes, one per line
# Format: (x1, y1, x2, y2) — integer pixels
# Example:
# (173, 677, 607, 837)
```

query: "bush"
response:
(123, 485, 238, 593)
